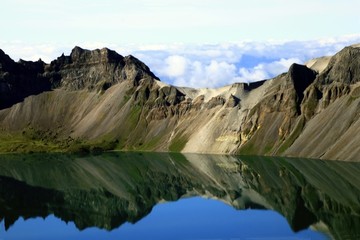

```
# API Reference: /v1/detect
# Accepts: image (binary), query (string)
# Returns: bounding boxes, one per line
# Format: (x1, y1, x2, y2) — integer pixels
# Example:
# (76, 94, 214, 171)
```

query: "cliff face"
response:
(286, 46, 360, 160)
(46, 46, 159, 91)
(0, 50, 49, 109)
(0, 45, 359, 160)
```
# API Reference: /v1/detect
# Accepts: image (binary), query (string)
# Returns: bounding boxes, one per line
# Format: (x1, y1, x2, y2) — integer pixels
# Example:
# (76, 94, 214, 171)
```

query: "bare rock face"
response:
(205, 96, 226, 109)
(0, 45, 360, 161)
(46, 46, 159, 91)
(0, 50, 49, 109)
(288, 63, 317, 108)
(300, 46, 360, 119)
(0, 46, 160, 109)
(226, 94, 240, 108)
(317, 46, 360, 85)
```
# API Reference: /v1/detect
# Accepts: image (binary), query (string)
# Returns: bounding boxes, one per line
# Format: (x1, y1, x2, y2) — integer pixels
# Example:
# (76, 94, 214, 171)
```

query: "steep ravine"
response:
(0, 45, 359, 160)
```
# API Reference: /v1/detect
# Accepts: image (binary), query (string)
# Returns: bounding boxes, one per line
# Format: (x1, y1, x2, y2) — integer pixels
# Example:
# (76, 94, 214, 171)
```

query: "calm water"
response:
(0, 152, 359, 239)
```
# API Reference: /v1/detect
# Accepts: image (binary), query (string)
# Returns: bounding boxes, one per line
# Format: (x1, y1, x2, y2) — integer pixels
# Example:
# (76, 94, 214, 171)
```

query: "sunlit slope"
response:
(0, 45, 359, 160)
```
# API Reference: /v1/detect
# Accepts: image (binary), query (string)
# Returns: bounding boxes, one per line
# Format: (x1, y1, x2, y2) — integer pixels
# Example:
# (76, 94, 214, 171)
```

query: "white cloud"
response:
(236, 58, 301, 83)
(238, 67, 269, 83)
(135, 35, 360, 88)
(1, 34, 360, 88)
(171, 60, 239, 88)
(161, 55, 188, 78)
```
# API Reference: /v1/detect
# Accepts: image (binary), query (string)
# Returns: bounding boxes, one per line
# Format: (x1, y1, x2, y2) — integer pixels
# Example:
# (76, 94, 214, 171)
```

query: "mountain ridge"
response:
(0, 45, 359, 160)
(0, 152, 359, 238)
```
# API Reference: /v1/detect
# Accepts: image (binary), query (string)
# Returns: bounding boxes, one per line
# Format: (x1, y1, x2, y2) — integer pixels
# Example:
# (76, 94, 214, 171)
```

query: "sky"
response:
(1, 0, 360, 88)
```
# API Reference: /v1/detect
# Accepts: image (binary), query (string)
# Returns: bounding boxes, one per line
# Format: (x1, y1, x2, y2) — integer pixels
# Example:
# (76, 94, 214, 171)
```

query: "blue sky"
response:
(1, 0, 360, 87)
(1, 197, 328, 240)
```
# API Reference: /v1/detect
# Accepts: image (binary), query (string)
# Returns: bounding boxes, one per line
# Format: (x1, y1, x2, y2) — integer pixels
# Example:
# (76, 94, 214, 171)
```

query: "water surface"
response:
(0, 152, 359, 239)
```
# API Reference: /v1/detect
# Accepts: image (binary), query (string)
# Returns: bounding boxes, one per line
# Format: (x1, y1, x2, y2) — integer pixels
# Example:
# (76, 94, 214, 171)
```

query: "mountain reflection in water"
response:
(0, 152, 359, 239)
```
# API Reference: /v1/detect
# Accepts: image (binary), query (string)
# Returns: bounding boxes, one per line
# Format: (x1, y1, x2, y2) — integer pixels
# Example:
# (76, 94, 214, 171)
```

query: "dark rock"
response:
(317, 46, 360, 85)
(321, 83, 351, 108)
(192, 95, 205, 110)
(244, 80, 266, 91)
(205, 96, 226, 109)
(0, 47, 161, 109)
(226, 94, 240, 108)
(287, 63, 317, 107)
(0, 53, 50, 109)
(158, 86, 185, 106)
(50, 48, 158, 91)
(301, 85, 323, 120)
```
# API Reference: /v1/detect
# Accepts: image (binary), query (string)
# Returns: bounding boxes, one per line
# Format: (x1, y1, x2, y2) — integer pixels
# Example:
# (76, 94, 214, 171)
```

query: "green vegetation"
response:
(277, 117, 305, 154)
(264, 143, 275, 155)
(239, 142, 256, 155)
(128, 105, 142, 128)
(66, 138, 118, 154)
(0, 128, 119, 154)
(123, 94, 131, 102)
(137, 135, 163, 151)
(302, 96, 318, 117)
(169, 134, 188, 152)
(0, 131, 61, 153)
(241, 141, 276, 156)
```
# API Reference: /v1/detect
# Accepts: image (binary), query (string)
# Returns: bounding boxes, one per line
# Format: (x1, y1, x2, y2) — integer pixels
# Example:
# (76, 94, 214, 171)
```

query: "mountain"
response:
(0, 152, 359, 239)
(0, 45, 359, 160)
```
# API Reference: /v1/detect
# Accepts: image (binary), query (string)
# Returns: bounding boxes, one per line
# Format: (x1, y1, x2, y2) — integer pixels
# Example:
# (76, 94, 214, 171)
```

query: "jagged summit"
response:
(287, 63, 317, 106)
(316, 45, 360, 85)
(0, 49, 17, 71)
(47, 47, 159, 91)
(305, 56, 332, 74)
(0, 44, 360, 161)
(70, 46, 124, 63)
(0, 46, 160, 106)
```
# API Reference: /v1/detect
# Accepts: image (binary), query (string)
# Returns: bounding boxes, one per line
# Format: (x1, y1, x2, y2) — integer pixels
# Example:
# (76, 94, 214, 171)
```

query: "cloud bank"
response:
(1, 34, 360, 88)
(131, 34, 360, 88)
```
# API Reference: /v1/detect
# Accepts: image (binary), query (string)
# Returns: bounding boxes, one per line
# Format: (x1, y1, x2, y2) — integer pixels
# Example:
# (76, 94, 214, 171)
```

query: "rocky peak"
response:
(0, 49, 16, 71)
(244, 80, 266, 91)
(286, 63, 317, 105)
(0, 50, 51, 109)
(45, 47, 160, 91)
(18, 59, 45, 73)
(118, 55, 159, 88)
(70, 46, 86, 62)
(0, 47, 162, 108)
(226, 94, 240, 108)
(70, 46, 124, 64)
(317, 46, 360, 85)
(229, 81, 266, 93)
(0, 49, 10, 62)
(258, 64, 316, 116)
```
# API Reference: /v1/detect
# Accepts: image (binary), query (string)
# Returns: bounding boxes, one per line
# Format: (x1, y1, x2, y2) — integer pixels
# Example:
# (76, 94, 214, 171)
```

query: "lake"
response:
(0, 152, 359, 239)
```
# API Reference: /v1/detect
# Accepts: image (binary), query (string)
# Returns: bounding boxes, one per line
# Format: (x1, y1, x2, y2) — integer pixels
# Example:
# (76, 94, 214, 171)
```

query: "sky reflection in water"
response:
(1, 197, 328, 240)
(1, 152, 358, 239)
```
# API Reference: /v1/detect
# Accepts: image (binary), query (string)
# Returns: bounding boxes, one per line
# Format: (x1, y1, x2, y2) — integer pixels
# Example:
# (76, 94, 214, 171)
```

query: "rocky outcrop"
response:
(317, 46, 360, 85)
(45, 46, 159, 91)
(0, 50, 49, 109)
(0, 46, 160, 107)
(283, 45, 360, 160)
(0, 45, 359, 161)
